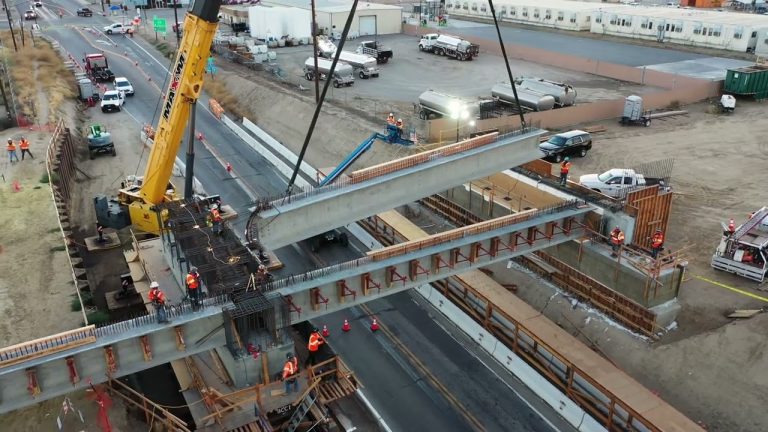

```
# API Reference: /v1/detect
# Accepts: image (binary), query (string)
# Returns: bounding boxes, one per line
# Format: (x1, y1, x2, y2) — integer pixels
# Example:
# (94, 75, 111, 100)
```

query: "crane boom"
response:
(140, 0, 221, 204)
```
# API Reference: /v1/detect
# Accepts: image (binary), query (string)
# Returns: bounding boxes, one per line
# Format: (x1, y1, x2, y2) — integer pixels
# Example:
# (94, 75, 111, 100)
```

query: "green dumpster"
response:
(724, 64, 768, 100)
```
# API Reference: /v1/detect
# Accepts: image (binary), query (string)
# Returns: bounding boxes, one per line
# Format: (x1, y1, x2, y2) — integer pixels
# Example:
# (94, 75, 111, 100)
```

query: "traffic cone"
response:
(225, 162, 232, 174)
(321, 324, 329, 338)
(341, 319, 351, 332)
(12, 181, 21, 192)
(370, 318, 379, 332)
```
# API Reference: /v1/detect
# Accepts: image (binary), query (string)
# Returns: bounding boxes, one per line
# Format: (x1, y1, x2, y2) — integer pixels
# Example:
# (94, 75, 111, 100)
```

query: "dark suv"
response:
(77, 7, 93, 17)
(538, 130, 592, 163)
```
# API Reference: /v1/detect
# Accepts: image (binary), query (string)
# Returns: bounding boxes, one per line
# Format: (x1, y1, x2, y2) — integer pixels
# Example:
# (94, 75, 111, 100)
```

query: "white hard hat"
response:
(211, 204, 218, 210)
(150, 281, 159, 288)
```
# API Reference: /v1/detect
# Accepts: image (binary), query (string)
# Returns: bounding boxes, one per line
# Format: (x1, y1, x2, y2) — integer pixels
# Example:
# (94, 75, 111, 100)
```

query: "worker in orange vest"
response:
(650, 229, 664, 259)
(186, 266, 201, 309)
(386, 112, 395, 125)
(209, 203, 224, 235)
(148, 281, 170, 324)
(306, 327, 325, 366)
(609, 226, 625, 257)
(19, 136, 33, 160)
(559, 157, 571, 187)
(282, 352, 299, 393)
(725, 218, 736, 236)
(6, 139, 19, 163)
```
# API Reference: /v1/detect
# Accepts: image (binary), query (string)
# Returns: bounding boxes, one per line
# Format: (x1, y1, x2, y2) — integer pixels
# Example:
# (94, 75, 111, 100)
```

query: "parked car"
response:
(113, 77, 134, 96)
(76, 7, 93, 17)
(101, 90, 125, 113)
(23, 9, 37, 20)
(34, 1, 42, 7)
(578, 169, 671, 198)
(103, 23, 130, 34)
(538, 130, 592, 162)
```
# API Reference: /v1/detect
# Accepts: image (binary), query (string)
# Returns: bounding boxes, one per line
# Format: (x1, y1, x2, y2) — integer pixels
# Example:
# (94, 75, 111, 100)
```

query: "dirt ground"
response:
(214, 56, 768, 430)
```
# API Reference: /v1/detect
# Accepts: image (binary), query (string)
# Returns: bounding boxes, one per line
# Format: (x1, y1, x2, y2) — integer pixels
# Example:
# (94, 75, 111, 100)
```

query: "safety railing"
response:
(0, 326, 97, 368)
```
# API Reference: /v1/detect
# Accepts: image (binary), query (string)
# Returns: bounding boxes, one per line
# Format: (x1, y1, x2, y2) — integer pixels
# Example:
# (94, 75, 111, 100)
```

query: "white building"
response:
(248, 6, 312, 39)
(262, 0, 404, 36)
(591, 6, 768, 52)
(445, 0, 613, 31)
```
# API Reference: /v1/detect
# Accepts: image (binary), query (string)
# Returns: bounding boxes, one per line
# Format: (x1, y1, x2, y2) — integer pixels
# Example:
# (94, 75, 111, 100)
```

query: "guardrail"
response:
(0, 326, 97, 368)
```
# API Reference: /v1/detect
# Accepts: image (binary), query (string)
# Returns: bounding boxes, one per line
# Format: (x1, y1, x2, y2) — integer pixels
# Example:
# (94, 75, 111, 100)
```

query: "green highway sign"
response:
(153, 17, 166, 32)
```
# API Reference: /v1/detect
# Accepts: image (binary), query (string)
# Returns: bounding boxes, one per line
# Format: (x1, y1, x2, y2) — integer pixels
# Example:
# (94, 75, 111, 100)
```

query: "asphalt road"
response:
(30, 2, 577, 431)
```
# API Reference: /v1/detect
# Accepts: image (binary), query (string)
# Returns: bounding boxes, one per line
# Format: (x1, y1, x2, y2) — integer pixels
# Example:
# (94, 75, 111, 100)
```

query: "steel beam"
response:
(0, 299, 231, 414)
(248, 127, 545, 250)
(259, 201, 592, 324)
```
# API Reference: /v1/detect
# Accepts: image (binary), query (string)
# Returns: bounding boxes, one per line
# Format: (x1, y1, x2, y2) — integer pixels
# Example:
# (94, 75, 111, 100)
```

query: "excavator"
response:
(95, 0, 223, 234)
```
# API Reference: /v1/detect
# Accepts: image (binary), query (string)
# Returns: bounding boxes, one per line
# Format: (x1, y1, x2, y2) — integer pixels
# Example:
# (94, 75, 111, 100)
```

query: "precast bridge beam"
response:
(247, 126, 546, 250)
(259, 201, 592, 324)
(0, 298, 231, 414)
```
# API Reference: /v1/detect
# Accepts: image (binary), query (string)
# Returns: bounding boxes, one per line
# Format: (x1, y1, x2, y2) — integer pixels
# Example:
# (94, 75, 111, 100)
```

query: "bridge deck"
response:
(375, 210, 703, 432)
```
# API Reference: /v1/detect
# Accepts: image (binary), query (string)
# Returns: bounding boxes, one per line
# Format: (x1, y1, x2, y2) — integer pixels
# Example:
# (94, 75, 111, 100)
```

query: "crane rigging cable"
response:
(487, 0, 527, 127)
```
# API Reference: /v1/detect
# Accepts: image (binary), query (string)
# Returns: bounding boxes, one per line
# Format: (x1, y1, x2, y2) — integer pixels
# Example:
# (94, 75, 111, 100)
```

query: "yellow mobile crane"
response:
(95, 0, 223, 234)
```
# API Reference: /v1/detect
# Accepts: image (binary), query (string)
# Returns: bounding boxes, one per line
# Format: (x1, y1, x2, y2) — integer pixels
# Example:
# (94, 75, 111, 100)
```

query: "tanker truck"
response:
(417, 90, 479, 120)
(319, 50, 380, 79)
(491, 83, 555, 112)
(516, 78, 577, 107)
(303, 57, 355, 88)
(419, 33, 479, 61)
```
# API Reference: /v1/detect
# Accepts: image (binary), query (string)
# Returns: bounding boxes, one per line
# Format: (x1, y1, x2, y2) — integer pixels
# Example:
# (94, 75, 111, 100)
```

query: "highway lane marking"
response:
(693, 275, 768, 303)
(358, 303, 487, 432)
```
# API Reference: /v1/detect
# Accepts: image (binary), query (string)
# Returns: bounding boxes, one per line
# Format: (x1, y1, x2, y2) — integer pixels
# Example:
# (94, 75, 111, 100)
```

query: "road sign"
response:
(153, 17, 166, 33)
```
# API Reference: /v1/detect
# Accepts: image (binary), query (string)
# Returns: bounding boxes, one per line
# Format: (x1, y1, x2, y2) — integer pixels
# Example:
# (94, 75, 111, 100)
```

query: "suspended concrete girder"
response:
(0, 298, 231, 414)
(259, 201, 592, 324)
(247, 126, 545, 250)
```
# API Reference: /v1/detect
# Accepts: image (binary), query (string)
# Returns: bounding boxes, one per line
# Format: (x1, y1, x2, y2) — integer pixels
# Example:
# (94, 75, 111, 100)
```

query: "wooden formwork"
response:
(625, 186, 673, 250)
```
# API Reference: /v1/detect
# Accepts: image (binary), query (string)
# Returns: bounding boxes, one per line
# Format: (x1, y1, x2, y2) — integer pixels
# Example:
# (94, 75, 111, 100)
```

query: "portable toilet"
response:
(623, 95, 643, 121)
(78, 78, 94, 101)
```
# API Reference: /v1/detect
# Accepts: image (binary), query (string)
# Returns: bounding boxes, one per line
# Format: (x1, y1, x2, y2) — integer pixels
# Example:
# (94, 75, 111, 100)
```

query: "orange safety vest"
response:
(651, 233, 664, 248)
(211, 208, 222, 222)
(308, 332, 323, 352)
(186, 273, 199, 290)
(19, 139, 29, 150)
(560, 161, 571, 174)
(149, 288, 166, 305)
(282, 358, 298, 379)
(610, 229, 625, 245)
(6, 142, 15, 151)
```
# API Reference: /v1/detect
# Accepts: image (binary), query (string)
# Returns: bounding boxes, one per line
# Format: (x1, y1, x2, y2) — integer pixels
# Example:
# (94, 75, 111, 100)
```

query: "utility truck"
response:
(419, 33, 479, 61)
(712, 207, 768, 283)
(578, 169, 670, 198)
(356, 40, 392, 64)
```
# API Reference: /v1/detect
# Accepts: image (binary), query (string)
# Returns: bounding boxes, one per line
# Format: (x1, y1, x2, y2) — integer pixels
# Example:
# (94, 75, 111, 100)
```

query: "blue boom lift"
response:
(309, 123, 416, 252)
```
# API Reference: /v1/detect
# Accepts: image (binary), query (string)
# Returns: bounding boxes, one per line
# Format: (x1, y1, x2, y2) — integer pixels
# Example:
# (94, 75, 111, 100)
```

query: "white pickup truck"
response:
(578, 169, 670, 198)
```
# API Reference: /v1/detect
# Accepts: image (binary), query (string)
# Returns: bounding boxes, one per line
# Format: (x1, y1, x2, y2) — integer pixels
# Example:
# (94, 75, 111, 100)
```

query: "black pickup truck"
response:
(356, 41, 393, 64)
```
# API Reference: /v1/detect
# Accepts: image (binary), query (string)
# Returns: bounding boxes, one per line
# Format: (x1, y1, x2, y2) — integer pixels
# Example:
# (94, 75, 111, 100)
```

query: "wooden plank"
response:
(727, 309, 764, 319)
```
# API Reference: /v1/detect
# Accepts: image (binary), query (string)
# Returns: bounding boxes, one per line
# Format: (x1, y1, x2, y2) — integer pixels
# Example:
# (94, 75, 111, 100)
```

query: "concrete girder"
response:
(260, 201, 592, 325)
(248, 127, 546, 250)
(0, 300, 232, 415)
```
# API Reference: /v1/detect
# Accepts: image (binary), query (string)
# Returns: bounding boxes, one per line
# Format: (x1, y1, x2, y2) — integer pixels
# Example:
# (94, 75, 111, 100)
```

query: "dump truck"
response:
(356, 40, 392, 64)
(303, 57, 354, 88)
(84, 53, 115, 83)
(419, 33, 479, 61)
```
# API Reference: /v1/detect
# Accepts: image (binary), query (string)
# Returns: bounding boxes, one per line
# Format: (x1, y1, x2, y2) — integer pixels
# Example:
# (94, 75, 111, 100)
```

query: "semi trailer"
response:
(319, 50, 379, 79)
(419, 33, 479, 61)
(491, 83, 555, 112)
(517, 78, 577, 107)
(303, 57, 355, 88)
(417, 90, 478, 120)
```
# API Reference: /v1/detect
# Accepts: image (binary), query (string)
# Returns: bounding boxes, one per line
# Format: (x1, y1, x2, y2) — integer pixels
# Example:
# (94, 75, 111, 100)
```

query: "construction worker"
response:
(6, 139, 19, 163)
(96, 222, 105, 243)
(559, 157, 571, 187)
(282, 352, 299, 393)
(186, 266, 201, 308)
(210, 203, 224, 235)
(725, 218, 736, 236)
(255, 264, 270, 285)
(306, 327, 325, 366)
(19, 136, 33, 160)
(609, 226, 625, 257)
(650, 229, 664, 259)
(148, 281, 170, 324)
(386, 112, 395, 125)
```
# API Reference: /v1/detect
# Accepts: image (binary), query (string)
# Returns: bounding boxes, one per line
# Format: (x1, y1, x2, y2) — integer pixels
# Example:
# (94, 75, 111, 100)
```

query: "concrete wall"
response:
(545, 240, 682, 307)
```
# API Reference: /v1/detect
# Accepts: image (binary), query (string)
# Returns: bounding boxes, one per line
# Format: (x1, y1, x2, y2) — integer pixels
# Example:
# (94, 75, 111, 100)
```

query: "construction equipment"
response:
(711, 207, 768, 283)
(95, 0, 223, 234)
(419, 33, 479, 61)
(83, 54, 115, 83)
(86, 124, 116, 159)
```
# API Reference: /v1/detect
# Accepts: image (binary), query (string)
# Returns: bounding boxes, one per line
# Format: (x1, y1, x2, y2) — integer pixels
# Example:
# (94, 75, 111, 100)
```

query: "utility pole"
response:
(2, 0, 19, 52)
(184, 101, 197, 199)
(19, 19, 25, 47)
(310, 0, 320, 104)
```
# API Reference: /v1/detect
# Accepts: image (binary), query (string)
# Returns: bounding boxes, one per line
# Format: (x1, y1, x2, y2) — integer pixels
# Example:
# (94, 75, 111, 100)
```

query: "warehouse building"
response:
(261, 0, 404, 36)
(444, 0, 614, 31)
(591, 6, 768, 53)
